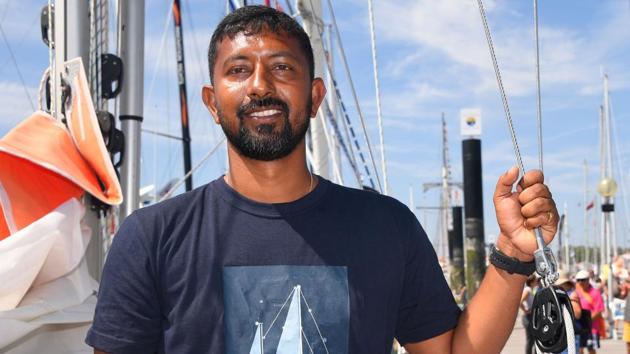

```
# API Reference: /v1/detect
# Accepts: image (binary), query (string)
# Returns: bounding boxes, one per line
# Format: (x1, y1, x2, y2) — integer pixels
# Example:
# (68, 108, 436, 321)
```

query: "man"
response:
(576, 269, 605, 354)
(86, 6, 559, 354)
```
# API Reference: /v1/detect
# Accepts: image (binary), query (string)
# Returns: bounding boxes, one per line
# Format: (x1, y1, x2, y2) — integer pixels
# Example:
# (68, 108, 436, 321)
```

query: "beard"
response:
(217, 96, 311, 161)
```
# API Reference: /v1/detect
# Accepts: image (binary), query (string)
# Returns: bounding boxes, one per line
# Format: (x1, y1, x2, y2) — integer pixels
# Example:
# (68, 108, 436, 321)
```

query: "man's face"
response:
(203, 30, 325, 161)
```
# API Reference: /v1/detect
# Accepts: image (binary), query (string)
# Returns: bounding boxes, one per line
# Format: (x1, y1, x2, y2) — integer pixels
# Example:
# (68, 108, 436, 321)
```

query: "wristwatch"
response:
(489, 245, 536, 276)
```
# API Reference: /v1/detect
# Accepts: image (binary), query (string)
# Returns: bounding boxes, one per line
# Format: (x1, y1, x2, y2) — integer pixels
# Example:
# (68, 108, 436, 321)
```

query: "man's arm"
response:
(404, 265, 526, 354)
(405, 168, 558, 354)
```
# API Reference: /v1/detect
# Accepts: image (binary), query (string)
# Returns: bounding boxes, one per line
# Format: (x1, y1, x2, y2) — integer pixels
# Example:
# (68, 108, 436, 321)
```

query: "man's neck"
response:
(224, 142, 316, 203)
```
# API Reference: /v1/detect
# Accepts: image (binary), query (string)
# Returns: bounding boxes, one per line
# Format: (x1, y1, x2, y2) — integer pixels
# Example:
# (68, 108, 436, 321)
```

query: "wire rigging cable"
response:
(366, 0, 388, 195)
(475, 1, 575, 353)
(0, 24, 35, 111)
(321, 0, 383, 192)
(300, 0, 374, 188)
(533, 0, 543, 171)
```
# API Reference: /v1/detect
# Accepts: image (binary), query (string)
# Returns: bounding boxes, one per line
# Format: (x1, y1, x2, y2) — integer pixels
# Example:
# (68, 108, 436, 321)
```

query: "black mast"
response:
(172, 0, 193, 191)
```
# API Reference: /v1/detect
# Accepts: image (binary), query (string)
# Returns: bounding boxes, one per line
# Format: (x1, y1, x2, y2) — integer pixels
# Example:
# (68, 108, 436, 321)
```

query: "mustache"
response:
(237, 97, 289, 119)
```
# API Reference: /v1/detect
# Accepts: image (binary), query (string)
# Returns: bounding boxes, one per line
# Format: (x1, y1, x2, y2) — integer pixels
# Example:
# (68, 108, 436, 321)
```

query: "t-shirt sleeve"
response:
(85, 213, 162, 353)
(395, 211, 462, 345)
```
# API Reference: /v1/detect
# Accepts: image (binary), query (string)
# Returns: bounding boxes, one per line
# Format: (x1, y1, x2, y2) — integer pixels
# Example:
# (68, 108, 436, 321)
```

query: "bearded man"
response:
(86, 6, 559, 354)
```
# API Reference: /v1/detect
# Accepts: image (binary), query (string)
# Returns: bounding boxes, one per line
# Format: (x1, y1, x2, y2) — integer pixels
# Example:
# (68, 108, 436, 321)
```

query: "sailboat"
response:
(248, 285, 331, 354)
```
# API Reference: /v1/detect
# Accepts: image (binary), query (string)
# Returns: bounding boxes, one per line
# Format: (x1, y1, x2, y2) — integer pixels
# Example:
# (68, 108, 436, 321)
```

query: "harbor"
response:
(1, 0, 630, 353)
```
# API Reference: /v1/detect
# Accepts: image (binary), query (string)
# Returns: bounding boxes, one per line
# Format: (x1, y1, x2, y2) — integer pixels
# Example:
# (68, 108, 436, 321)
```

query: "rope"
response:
(145, 4, 174, 111)
(366, 0, 388, 195)
(0, 24, 35, 111)
(159, 137, 226, 201)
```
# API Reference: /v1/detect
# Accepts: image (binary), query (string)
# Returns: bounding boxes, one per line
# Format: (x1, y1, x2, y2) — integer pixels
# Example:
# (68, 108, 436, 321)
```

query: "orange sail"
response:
(0, 58, 122, 240)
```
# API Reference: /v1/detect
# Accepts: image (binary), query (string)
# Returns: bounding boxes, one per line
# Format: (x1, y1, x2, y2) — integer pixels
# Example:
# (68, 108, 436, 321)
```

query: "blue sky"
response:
(1, 0, 630, 252)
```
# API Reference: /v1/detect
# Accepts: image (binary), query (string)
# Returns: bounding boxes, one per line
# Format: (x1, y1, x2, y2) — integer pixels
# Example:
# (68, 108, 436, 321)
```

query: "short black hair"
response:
(207, 5, 315, 84)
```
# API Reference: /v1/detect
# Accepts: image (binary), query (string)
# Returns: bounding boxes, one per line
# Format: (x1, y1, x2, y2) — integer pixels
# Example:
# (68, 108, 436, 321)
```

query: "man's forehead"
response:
(216, 30, 301, 58)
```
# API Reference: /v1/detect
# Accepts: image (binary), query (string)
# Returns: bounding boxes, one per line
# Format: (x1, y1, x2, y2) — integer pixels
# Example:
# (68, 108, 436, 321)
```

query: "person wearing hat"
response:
(555, 270, 582, 354)
(576, 269, 604, 354)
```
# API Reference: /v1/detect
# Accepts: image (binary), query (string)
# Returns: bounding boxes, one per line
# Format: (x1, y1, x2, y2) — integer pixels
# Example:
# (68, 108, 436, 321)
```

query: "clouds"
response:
(373, 0, 626, 99)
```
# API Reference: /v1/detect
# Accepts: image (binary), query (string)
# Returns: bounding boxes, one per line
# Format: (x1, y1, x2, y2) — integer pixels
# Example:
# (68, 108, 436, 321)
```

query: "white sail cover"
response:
(0, 198, 96, 353)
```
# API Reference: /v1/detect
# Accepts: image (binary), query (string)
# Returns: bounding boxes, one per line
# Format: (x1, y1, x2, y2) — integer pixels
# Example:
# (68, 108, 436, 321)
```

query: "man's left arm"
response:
(405, 167, 559, 354)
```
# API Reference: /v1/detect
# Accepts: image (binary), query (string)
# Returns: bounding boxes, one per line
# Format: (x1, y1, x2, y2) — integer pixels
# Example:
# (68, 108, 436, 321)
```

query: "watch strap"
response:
(489, 245, 536, 276)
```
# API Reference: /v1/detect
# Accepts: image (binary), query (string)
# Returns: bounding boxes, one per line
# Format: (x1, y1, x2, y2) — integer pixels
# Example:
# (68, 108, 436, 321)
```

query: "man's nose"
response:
(248, 65, 275, 100)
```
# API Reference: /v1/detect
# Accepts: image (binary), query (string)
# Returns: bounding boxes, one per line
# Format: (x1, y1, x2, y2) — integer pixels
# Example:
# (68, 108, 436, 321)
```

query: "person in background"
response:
(520, 275, 538, 354)
(612, 257, 628, 339)
(623, 276, 630, 354)
(556, 270, 582, 354)
(576, 269, 605, 354)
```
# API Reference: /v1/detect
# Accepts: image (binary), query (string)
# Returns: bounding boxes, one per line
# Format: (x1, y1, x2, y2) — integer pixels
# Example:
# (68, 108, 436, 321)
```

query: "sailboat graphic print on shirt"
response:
(224, 266, 349, 354)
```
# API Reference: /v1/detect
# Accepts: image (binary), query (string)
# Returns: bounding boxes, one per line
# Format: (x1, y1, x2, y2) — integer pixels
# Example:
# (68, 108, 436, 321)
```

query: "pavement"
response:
(502, 319, 627, 354)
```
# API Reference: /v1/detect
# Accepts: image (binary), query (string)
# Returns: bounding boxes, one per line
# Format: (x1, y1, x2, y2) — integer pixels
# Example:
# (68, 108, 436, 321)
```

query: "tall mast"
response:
(583, 159, 589, 266)
(563, 202, 569, 270)
(51, 0, 65, 122)
(598, 72, 618, 316)
(173, 0, 193, 192)
(67, 0, 106, 281)
(118, 0, 145, 219)
(440, 114, 451, 261)
(299, 0, 330, 179)
(598, 105, 606, 267)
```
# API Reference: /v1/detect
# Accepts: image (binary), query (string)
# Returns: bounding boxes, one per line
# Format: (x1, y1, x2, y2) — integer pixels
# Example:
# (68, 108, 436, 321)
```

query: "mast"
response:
(67, 0, 107, 280)
(564, 202, 569, 270)
(173, 0, 193, 192)
(598, 105, 606, 269)
(117, 0, 145, 219)
(299, 0, 330, 179)
(440, 113, 451, 261)
(598, 72, 618, 319)
(52, 0, 65, 122)
(583, 160, 589, 266)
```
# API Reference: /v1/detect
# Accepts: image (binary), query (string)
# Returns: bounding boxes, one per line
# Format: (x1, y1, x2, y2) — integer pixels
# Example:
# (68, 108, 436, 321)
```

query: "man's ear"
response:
(309, 78, 327, 118)
(202, 85, 220, 124)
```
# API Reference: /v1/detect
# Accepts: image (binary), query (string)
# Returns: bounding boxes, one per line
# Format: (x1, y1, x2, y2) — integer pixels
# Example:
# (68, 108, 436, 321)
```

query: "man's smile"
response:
(241, 106, 286, 123)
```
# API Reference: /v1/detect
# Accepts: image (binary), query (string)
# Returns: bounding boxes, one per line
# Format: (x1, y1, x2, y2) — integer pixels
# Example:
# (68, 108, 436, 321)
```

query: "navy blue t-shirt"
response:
(86, 176, 460, 353)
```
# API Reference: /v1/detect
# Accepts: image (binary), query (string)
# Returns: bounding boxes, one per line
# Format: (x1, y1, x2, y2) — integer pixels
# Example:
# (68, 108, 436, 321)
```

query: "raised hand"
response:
(493, 167, 559, 261)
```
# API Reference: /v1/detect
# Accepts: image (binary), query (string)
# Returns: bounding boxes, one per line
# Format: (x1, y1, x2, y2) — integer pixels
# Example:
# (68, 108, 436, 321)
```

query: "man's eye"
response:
(228, 67, 247, 75)
(274, 64, 291, 71)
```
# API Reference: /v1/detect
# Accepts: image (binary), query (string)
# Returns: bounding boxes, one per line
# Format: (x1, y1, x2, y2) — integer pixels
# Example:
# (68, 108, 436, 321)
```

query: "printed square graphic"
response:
(223, 265, 349, 354)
